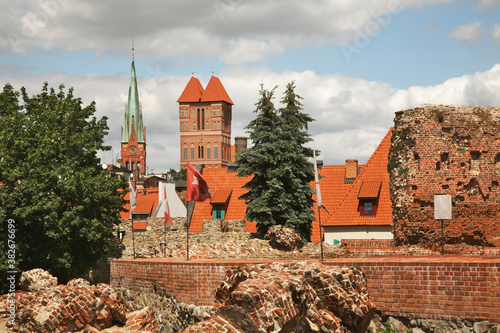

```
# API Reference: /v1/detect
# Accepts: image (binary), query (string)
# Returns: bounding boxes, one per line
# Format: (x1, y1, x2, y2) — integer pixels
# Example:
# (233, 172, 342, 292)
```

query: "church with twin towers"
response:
(119, 52, 237, 174)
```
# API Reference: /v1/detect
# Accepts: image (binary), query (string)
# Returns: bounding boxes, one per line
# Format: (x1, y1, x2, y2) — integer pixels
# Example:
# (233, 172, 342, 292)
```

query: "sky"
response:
(1, 0, 500, 174)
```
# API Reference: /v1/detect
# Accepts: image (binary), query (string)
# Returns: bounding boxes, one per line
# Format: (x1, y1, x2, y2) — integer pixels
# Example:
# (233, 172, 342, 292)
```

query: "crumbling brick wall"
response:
(389, 104, 500, 248)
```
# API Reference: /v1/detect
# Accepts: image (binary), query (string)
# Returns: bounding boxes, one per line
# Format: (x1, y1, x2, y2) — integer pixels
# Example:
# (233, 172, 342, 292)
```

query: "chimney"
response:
(345, 159, 358, 179)
(234, 137, 248, 158)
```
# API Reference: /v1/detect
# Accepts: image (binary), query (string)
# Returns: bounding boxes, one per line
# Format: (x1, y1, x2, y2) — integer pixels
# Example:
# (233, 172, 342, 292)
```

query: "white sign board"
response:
(434, 195, 452, 220)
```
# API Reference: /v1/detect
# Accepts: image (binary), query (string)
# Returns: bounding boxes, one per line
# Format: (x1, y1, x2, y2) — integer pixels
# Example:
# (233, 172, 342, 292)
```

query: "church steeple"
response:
(119, 45, 146, 176)
(122, 46, 145, 143)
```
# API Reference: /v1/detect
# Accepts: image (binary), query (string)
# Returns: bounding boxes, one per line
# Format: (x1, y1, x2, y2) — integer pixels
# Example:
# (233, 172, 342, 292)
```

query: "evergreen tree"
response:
(276, 82, 316, 241)
(0, 83, 127, 288)
(236, 82, 316, 241)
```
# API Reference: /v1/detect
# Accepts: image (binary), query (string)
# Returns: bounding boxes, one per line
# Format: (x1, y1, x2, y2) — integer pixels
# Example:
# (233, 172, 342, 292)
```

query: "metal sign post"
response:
(434, 194, 452, 255)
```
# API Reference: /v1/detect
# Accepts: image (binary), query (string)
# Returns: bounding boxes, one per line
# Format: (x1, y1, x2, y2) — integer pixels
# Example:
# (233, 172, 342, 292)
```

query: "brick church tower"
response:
(119, 50, 146, 178)
(177, 76, 234, 169)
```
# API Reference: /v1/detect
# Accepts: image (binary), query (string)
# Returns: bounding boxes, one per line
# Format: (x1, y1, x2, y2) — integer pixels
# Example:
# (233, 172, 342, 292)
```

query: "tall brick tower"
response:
(120, 49, 146, 178)
(177, 76, 233, 169)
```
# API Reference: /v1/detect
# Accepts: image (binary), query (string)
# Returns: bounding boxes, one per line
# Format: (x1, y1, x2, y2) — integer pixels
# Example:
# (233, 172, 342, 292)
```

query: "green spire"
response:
(122, 49, 145, 143)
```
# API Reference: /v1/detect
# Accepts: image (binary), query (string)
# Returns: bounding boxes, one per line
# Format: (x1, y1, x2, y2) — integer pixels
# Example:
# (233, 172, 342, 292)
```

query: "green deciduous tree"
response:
(236, 82, 316, 241)
(0, 83, 126, 288)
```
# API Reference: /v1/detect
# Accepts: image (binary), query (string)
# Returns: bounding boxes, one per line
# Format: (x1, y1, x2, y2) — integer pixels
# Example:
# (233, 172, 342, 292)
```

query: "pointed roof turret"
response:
(177, 76, 204, 103)
(202, 76, 234, 105)
(122, 50, 145, 143)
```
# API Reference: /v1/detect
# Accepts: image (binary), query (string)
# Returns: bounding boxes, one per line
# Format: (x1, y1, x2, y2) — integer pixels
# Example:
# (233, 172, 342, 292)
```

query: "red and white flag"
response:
(163, 186, 173, 225)
(186, 163, 211, 202)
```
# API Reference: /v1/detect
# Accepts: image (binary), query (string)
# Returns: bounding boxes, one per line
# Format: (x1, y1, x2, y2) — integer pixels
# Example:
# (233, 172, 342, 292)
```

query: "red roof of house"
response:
(120, 188, 160, 219)
(322, 128, 394, 227)
(310, 165, 356, 242)
(189, 168, 253, 233)
(177, 77, 204, 103)
(188, 128, 394, 242)
(201, 76, 234, 105)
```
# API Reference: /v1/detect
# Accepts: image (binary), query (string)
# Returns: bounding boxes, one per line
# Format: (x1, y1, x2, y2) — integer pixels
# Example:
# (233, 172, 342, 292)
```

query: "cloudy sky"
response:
(1, 0, 500, 173)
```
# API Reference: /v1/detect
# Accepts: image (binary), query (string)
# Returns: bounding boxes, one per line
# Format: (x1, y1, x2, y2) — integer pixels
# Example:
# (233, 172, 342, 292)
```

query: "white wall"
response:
(323, 225, 393, 245)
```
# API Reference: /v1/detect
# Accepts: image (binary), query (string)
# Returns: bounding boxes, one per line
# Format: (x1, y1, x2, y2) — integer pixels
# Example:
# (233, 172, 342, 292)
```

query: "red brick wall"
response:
(390, 105, 500, 248)
(110, 257, 500, 321)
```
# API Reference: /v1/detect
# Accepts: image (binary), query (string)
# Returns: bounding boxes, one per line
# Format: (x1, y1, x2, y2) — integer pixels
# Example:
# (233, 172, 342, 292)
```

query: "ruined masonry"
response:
(389, 104, 500, 249)
(181, 262, 375, 333)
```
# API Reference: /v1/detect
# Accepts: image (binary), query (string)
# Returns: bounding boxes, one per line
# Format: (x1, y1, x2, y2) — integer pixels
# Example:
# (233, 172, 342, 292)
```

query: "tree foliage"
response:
(0, 83, 126, 288)
(236, 82, 316, 241)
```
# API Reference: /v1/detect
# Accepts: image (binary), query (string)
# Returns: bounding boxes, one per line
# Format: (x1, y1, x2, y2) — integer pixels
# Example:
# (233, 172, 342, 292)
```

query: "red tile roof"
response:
(358, 180, 382, 199)
(322, 128, 394, 228)
(189, 168, 252, 233)
(177, 77, 204, 103)
(120, 188, 160, 220)
(211, 188, 232, 204)
(201, 76, 234, 105)
(310, 165, 356, 242)
(177, 76, 233, 105)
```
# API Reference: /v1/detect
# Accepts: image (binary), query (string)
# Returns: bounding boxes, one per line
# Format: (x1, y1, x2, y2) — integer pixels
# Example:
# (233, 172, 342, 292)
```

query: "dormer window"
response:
(210, 188, 232, 221)
(358, 180, 382, 216)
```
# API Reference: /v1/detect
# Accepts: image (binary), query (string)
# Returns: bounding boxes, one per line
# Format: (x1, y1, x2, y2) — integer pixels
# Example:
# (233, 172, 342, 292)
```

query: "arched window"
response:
(206, 121, 209, 130)
(180, 109, 183, 117)
(207, 146, 211, 159)
(212, 108, 216, 116)
(193, 109, 196, 117)
(198, 145, 204, 159)
(126, 161, 130, 170)
(217, 121, 220, 130)
(131, 161, 135, 170)
(193, 122, 196, 130)
(217, 107, 220, 116)
(205, 109, 209, 117)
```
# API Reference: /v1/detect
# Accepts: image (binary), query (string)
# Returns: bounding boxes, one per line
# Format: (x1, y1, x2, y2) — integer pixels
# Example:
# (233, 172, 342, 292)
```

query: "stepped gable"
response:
(323, 128, 394, 227)
(177, 76, 204, 103)
(201, 76, 234, 105)
(181, 262, 375, 333)
(189, 168, 253, 233)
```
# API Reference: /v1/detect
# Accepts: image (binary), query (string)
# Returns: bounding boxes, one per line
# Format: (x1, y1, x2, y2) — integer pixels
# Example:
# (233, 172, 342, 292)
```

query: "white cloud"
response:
(476, 0, 500, 9)
(449, 21, 485, 44)
(4, 63, 500, 172)
(0, 0, 451, 62)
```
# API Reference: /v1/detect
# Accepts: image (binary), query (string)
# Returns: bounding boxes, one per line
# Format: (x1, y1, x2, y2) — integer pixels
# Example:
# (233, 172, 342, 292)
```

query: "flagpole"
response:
(164, 218, 166, 257)
(318, 203, 324, 261)
(132, 211, 136, 259)
(186, 201, 191, 261)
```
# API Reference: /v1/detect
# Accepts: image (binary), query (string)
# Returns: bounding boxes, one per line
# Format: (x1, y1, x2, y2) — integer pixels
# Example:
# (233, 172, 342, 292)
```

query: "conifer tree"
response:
(0, 83, 127, 288)
(237, 82, 315, 241)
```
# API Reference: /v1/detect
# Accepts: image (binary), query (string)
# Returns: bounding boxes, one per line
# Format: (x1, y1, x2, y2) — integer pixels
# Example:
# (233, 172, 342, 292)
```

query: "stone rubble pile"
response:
(1, 269, 159, 333)
(19, 267, 58, 292)
(181, 262, 376, 333)
(116, 217, 346, 260)
(268, 224, 305, 250)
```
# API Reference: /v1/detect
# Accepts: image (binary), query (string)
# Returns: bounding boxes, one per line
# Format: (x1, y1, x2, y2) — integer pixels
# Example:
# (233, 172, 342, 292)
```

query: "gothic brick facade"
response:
(177, 76, 233, 169)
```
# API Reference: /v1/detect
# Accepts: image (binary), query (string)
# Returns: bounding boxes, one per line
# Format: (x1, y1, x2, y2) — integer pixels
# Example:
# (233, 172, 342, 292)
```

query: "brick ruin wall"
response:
(110, 257, 500, 322)
(389, 105, 500, 249)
